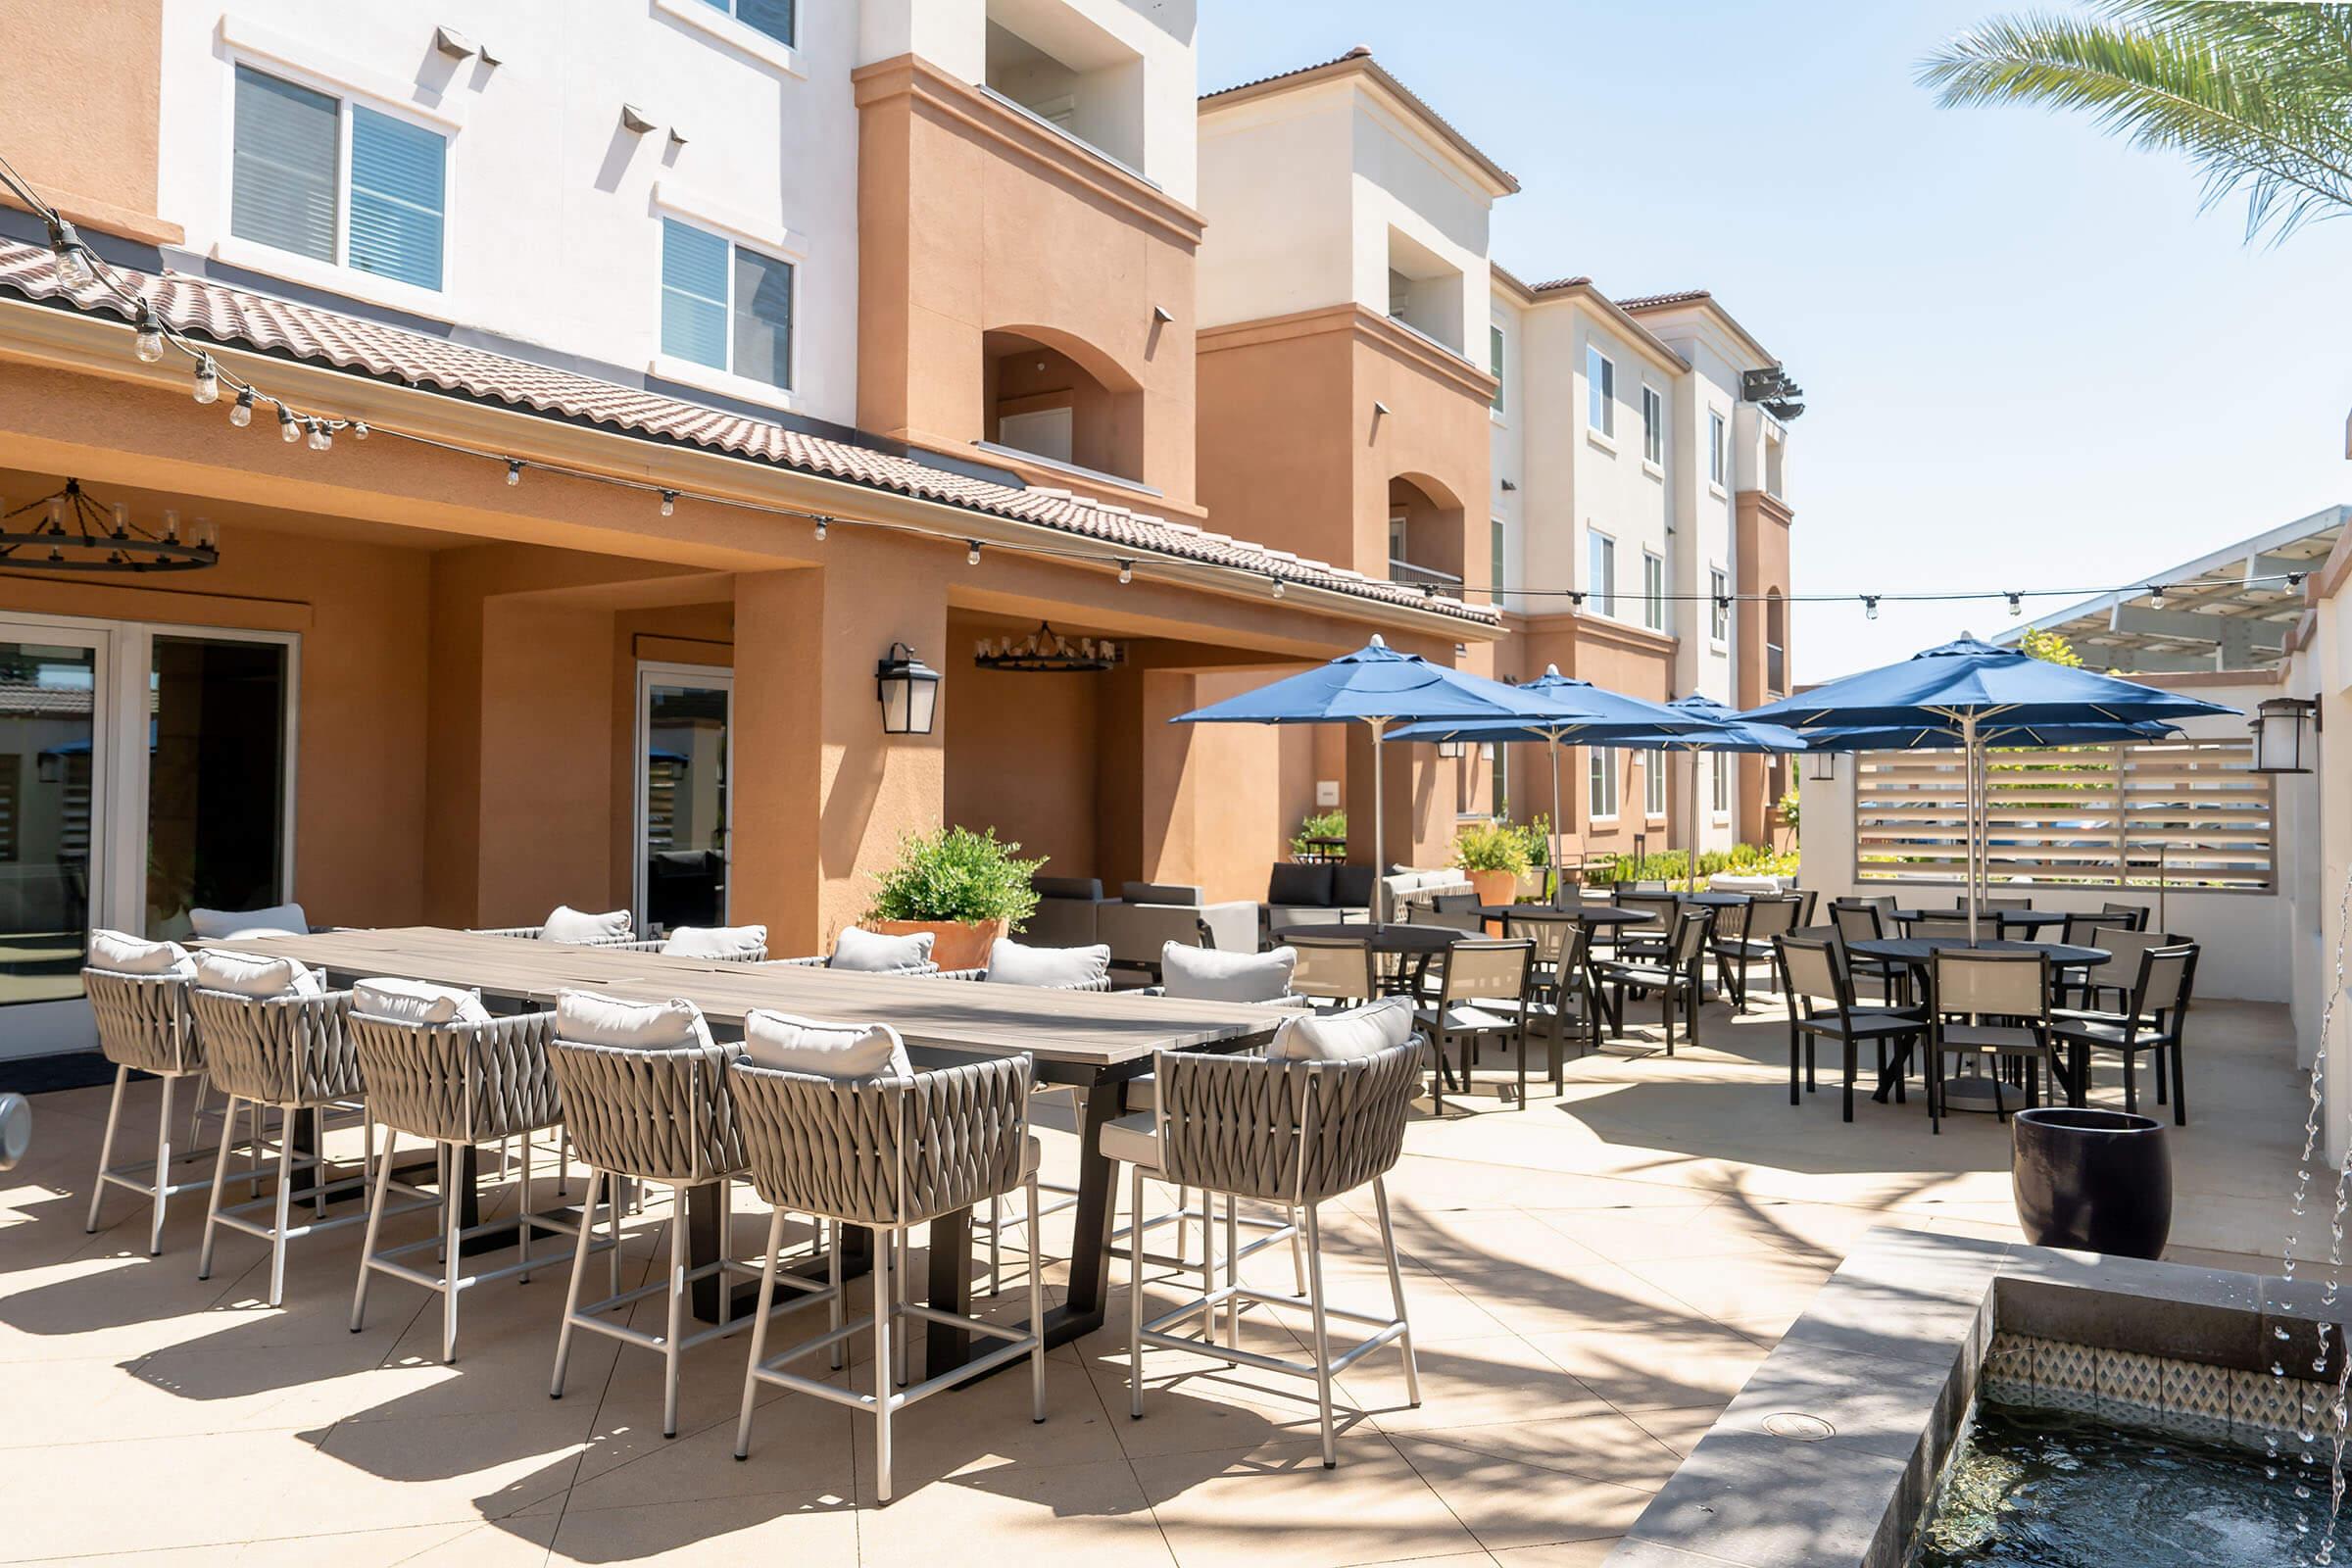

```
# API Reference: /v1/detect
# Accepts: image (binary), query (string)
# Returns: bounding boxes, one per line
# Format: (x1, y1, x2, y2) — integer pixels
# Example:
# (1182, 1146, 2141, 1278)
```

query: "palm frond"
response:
(1919, 1, 2352, 243)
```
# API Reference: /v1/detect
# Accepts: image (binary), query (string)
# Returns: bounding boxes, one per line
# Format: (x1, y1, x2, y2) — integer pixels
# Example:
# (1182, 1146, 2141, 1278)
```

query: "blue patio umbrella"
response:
(1393, 671, 1727, 901)
(1743, 636, 2234, 932)
(1172, 637, 1568, 920)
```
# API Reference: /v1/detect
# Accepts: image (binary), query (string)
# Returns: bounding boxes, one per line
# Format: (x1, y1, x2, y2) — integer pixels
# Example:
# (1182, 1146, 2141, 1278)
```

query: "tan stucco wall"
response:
(855, 55, 1202, 508)
(1736, 488, 1795, 845)
(0, 1, 179, 244)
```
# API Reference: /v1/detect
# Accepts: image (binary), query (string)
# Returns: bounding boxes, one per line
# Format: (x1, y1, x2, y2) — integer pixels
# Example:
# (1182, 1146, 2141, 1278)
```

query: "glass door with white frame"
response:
(636, 664, 732, 934)
(0, 629, 107, 1025)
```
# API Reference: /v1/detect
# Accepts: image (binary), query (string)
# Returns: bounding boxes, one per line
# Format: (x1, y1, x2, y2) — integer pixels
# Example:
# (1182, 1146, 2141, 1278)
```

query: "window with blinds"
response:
(661, 219, 794, 390)
(230, 64, 446, 291)
(701, 0, 796, 47)
(1853, 737, 2274, 892)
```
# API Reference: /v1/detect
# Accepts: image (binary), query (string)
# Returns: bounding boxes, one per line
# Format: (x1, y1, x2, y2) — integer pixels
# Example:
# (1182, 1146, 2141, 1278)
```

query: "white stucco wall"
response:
(1488, 289, 1525, 612)
(159, 1, 860, 425)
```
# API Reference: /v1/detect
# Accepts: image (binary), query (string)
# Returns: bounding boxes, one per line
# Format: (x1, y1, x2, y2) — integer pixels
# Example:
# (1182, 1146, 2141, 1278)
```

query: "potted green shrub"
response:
(862, 826, 1046, 971)
(1451, 819, 1530, 910)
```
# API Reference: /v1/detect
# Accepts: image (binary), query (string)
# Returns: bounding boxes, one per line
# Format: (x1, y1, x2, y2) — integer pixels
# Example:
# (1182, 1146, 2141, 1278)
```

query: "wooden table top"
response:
(209, 927, 1285, 1068)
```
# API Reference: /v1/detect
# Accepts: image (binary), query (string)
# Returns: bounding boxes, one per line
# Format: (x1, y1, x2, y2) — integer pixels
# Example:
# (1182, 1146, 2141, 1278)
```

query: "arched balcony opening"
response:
(981, 326, 1147, 487)
(1386, 472, 1467, 593)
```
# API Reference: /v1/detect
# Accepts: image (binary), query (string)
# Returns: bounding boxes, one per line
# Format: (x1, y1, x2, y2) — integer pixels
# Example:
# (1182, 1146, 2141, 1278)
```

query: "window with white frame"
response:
(697, 0, 795, 46)
(1711, 753, 1731, 816)
(1589, 746, 1619, 820)
(661, 218, 795, 390)
(1491, 517, 1505, 597)
(1709, 410, 1728, 487)
(1645, 751, 1668, 817)
(1709, 566, 1729, 643)
(1587, 529, 1616, 617)
(1642, 551, 1665, 631)
(231, 64, 447, 290)
(1642, 386, 1664, 466)
(1490, 324, 1505, 413)
(1587, 346, 1615, 437)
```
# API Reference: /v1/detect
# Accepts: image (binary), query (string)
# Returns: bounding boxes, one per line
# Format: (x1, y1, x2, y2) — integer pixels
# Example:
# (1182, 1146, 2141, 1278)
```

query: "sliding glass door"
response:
(0, 628, 108, 1028)
(635, 663, 732, 934)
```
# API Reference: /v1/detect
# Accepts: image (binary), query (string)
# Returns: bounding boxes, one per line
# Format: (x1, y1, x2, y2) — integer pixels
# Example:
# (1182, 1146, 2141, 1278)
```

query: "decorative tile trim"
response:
(1984, 1332, 2332, 1452)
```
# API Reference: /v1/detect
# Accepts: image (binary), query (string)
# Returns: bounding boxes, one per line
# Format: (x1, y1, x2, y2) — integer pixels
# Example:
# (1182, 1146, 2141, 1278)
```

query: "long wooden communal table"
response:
(211, 928, 1286, 1379)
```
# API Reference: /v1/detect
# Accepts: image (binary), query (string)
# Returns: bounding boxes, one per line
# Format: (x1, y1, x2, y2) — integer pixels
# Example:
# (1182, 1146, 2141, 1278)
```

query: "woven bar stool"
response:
(348, 980, 616, 1362)
(189, 950, 376, 1306)
(1103, 1000, 1423, 1469)
(82, 931, 253, 1255)
(545, 990, 762, 1438)
(729, 1031, 1045, 1504)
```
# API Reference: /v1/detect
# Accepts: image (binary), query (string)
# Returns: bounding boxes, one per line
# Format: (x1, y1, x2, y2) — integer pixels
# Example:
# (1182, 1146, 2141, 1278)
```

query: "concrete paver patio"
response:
(0, 991, 2306, 1565)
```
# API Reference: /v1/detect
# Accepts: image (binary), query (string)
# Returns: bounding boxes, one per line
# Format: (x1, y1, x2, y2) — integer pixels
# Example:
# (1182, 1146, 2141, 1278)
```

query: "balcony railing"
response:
(1766, 641, 1786, 697)
(1389, 559, 1464, 592)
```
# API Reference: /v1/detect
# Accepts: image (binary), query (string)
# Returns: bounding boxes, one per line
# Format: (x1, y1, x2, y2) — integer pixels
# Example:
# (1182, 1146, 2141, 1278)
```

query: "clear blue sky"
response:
(1195, 0, 2352, 681)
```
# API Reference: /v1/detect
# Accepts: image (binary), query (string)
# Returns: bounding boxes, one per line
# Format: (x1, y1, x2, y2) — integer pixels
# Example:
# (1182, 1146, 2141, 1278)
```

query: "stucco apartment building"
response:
(0, 5, 1794, 1054)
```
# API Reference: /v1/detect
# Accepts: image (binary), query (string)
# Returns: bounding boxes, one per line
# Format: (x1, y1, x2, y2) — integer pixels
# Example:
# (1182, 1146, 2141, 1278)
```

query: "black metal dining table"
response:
(1469, 904, 1661, 929)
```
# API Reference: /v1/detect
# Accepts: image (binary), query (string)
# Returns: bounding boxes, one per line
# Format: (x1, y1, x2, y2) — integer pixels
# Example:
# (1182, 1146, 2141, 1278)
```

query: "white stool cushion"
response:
(1268, 995, 1417, 1062)
(987, 939, 1110, 988)
(829, 926, 934, 971)
(541, 906, 632, 945)
(88, 928, 192, 977)
(743, 1009, 911, 1079)
(662, 923, 768, 958)
(188, 902, 309, 939)
(355, 978, 492, 1027)
(1098, 1109, 1160, 1170)
(557, 989, 712, 1050)
(1160, 943, 1295, 1003)
(195, 949, 324, 1000)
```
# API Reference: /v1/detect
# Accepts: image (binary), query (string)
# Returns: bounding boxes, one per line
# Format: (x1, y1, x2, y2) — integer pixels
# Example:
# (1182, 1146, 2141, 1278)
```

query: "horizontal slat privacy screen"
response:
(1854, 738, 2274, 892)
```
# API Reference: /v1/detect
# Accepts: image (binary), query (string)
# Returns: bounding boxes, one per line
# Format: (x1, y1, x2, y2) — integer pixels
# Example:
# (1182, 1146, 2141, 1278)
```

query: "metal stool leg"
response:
(551, 1168, 602, 1399)
(197, 1094, 237, 1281)
(148, 1072, 176, 1256)
(873, 1223, 896, 1503)
(440, 1143, 463, 1363)
(351, 1126, 397, 1333)
(734, 1206, 788, 1461)
(1028, 1172, 1047, 1424)
(663, 1184, 688, 1437)
(1373, 1175, 1419, 1406)
(85, 1065, 126, 1234)
(1303, 1200, 1337, 1469)
(1128, 1161, 1148, 1420)
(266, 1121, 296, 1306)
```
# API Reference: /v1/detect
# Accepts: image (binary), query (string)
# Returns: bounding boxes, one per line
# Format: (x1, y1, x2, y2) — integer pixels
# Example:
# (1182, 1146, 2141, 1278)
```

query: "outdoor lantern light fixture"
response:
(1808, 749, 1838, 782)
(876, 642, 942, 735)
(0, 479, 219, 575)
(1436, 739, 1464, 759)
(973, 620, 1121, 673)
(2251, 696, 2319, 774)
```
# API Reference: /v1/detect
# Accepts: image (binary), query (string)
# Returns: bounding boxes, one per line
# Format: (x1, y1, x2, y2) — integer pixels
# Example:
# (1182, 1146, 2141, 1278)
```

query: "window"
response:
(1709, 410, 1728, 487)
(1587, 347, 1615, 437)
(1491, 518, 1505, 597)
(231, 64, 447, 290)
(698, 0, 795, 46)
(1492, 745, 1509, 818)
(661, 218, 796, 390)
(1646, 752, 1668, 818)
(1587, 529, 1616, 617)
(1642, 386, 1665, 466)
(1589, 747, 1619, 820)
(1711, 754, 1731, 817)
(1709, 567, 1730, 643)
(1490, 324, 1505, 413)
(1642, 551, 1665, 631)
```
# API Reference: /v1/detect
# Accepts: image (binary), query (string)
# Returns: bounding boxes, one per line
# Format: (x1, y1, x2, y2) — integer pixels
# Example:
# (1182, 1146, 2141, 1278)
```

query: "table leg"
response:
(689, 1182, 872, 1323)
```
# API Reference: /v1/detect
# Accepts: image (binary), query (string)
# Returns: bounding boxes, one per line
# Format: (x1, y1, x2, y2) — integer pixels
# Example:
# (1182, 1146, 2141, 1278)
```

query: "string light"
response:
(277, 406, 301, 443)
(506, 459, 523, 486)
(44, 216, 94, 291)
(2006, 592, 2022, 616)
(1117, 561, 1133, 585)
(2149, 584, 2167, 611)
(659, 489, 676, 517)
(307, 418, 331, 453)
(229, 388, 253, 427)
(966, 540, 982, 565)
(1864, 595, 1880, 620)
(352, 420, 368, 439)
(131, 302, 164, 363)
(813, 517, 828, 543)
(191, 353, 219, 405)
(1271, 576, 1286, 598)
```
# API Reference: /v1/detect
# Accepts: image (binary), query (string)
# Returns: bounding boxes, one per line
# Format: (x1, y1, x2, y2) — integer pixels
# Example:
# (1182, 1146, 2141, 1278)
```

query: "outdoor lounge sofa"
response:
(1025, 876, 1256, 980)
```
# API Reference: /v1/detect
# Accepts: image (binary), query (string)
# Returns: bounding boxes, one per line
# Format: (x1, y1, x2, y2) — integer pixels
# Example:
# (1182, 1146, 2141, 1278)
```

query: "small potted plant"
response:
(862, 825, 1045, 971)
(1451, 819, 1530, 911)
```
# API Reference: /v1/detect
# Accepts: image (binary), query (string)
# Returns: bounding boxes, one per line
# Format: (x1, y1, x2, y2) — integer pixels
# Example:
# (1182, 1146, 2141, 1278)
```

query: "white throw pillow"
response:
(829, 927, 934, 972)
(1267, 996, 1416, 1062)
(1159, 943, 1296, 1004)
(194, 948, 324, 1000)
(88, 928, 192, 977)
(540, 906, 633, 945)
(556, 989, 712, 1051)
(188, 902, 309, 939)
(662, 924, 768, 959)
(355, 978, 493, 1027)
(986, 939, 1111, 988)
(742, 1009, 911, 1079)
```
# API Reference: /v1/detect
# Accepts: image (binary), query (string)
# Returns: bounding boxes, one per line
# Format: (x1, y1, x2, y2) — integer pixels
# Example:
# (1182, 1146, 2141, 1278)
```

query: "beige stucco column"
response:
(731, 535, 953, 954)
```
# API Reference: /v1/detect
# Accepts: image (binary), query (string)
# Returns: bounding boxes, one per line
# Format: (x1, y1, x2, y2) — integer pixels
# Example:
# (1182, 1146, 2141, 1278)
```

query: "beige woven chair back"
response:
(1931, 952, 2045, 1018)
(1152, 1041, 1421, 1205)
(1830, 903, 1884, 943)
(1408, 904, 1485, 934)
(1709, 899, 1753, 943)
(351, 1009, 563, 1145)
(728, 1054, 1032, 1229)
(546, 1037, 747, 1184)
(187, 988, 361, 1107)
(1745, 896, 1803, 945)
(1440, 938, 1531, 1004)
(1777, 934, 1843, 1004)
(1290, 935, 1376, 1003)
(85, 969, 200, 1076)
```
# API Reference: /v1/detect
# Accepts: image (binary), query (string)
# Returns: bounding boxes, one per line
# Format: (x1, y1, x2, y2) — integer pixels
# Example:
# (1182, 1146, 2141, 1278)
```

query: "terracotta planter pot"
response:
(862, 917, 1006, 973)
(2012, 1107, 2172, 1259)
(1466, 869, 1519, 910)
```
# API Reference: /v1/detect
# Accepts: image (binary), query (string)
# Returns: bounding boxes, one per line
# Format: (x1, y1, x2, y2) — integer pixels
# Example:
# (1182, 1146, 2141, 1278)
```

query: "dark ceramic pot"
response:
(2011, 1107, 2171, 1259)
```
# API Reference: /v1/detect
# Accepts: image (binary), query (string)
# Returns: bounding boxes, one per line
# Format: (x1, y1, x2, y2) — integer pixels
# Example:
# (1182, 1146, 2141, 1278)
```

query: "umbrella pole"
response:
(1963, 712, 1981, 942)
(1370, 717, 1388, 925)
(1548, 740, 1564, 907)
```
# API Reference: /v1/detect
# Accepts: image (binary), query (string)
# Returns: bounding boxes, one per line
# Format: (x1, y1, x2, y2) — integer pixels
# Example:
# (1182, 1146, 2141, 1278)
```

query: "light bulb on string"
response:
(966, 541, 982, 566)
(1116, 561, 1133, 585)
(308, 419, 332, 452)
(132, 303, 165, 363)
(659, 490, 676, 517)
(191, 354, 220, 405)
(2149, 584, 2167, 611)
(506, 460, 523, 486)
(47, 219, 95, 291)
(229, 389, 254, 427)
(278, 406, 301, 442)
(1863, 596, 1879, 621)
(1271, 576, 1285, 599)
(813, 517, 828, 543)
(352, 420, 368, 440)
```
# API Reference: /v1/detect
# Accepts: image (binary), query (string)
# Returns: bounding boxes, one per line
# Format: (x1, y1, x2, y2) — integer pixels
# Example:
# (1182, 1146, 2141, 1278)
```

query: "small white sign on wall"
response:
(1315, 780, 1340, 808)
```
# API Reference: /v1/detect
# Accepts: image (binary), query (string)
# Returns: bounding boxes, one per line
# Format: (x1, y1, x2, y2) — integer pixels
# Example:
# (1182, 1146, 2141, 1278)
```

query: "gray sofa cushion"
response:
(1121, 881, 1202, 906)
(1033, 876, 1105, 902)
(1331, 865, 1377, 908)
(1267, 862, 1335, 906)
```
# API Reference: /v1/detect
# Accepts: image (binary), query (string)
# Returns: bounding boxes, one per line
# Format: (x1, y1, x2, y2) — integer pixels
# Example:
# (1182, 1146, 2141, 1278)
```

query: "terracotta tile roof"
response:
(1523, 274, 1594, 294)
(1200, 46, 1520, 195)
(1615, 288, 1713, 312)
(0, 241, 1495, 625)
